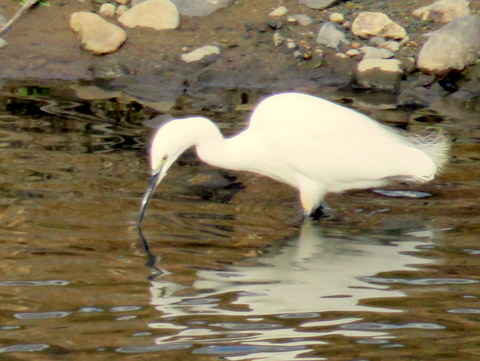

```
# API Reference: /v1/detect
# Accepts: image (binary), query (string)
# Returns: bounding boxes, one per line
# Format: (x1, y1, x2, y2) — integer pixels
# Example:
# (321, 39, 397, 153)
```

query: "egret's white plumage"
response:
(138, 92, 449, 223)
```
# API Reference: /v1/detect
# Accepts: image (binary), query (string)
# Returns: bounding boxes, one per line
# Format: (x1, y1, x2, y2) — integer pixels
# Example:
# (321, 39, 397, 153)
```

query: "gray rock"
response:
(269, 6, 288, 17)
(417, 15, 480, 75)
(171, 0, 234, 16)
(119, 0, 179, 30)
(99, 3, 116, 18)
(181, 45, 221, 63)
(0, 37, 7, 49)
(413, 0, 470, 23)
(316, 22, 348, 49)
(70, 12, 126, 55)
(325, 53, 356, 82)
(351, 12, 407, 39)
(450, 80, 480, 100)
(90, 61, 130, 80)
(356, 58, 403, 89)
(380, 40, 401, 52)
(0, 14, 7, 29)
(398, 86, 442, 107)
(288, 14, 313, 26)
(359, 46, 394, 59)
(369, 36, 386, 46)
(299, 0, 340, 10)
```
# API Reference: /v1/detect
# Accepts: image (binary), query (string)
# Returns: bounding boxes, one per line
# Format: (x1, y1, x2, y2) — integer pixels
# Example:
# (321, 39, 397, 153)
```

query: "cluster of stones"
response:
(69, 0, 479, 94)
(270, 0, 478, 90)
(69, 0, 224, 62)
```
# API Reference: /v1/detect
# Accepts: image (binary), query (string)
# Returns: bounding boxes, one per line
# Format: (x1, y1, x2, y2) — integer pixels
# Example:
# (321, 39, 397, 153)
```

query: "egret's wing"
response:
(249, 93, 434, 184)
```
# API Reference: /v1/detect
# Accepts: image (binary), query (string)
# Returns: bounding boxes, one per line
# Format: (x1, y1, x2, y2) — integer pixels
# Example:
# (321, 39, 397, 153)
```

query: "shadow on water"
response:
(0, 83, 479, 360)
(140, 220, 440, 360)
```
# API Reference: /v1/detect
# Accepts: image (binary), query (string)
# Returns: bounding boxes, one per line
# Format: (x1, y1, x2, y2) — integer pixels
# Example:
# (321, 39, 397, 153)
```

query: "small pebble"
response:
(288, 14, 313, 26)
(269, 6, 288, 17)
(380, 40, 400, 52)
(116, 0, 130, 4)
(99, 3, 116, 18)
(273, 32, 284, 46)
(329, 12, 344, 23)
(369, 36, 386, 46)
(286, 38, 297, 49)
(350, 41, 361, 49)
(116, 5, 128, 16)
(0, 37, 7, 49)
(346, 49, 360, 57)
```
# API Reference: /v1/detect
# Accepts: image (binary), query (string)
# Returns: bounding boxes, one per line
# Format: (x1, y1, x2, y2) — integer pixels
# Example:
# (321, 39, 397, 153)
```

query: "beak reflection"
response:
(137, 171, 161, 228)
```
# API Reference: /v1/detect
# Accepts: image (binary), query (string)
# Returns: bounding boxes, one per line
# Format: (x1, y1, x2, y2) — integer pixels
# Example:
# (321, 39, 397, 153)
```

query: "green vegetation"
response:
(14, 0, 51, 6)
(15, 86, 51, 97)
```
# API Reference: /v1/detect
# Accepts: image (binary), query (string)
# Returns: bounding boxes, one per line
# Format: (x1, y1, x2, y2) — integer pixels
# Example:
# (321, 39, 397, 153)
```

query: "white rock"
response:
(299, 0, 339, 10)
(380, 40, 400, 52)
(181, 45, 220, 63)
(286, 38, 297, 49)
(172, 0, 234, 17)
(316, 22, 349, 49)
(273, 32, 284, 46)
(346, 49, 360, 57)
(269, 6, 288, 17)
(413, 0, 470, 23)
(417, 15, 480, 74)
(358, 58, 402, 72)
(288, 14, 313, 26)
(329, 12, 344, 24)
(99, 3, 116, 18)
(359, 46, 394, 59)
(369, 36, 386, 46)
(70, 12, 126, 55)
(116, 5, 128, 16)
(0, 37, 7, 49)
(119, 0, 179, 30)
(116, 0, 130, 4)
(356, 58, 403, 89)
(351, 12, 407, 39)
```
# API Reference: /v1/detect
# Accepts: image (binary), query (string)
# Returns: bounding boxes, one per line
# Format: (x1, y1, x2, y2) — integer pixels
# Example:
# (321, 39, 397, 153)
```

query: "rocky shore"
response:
(0, 0, 478, 107)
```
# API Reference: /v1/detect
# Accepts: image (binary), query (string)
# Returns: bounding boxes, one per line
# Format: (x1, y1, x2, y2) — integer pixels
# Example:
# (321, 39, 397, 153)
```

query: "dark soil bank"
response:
(0, 0, 479, 101)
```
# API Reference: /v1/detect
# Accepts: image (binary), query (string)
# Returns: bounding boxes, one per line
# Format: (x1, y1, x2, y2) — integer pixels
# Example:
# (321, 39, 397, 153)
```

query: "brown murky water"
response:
(0, 83, 479, 361)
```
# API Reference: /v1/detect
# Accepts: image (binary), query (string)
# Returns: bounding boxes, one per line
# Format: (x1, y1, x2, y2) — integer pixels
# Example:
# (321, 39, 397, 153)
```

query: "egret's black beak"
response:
(137, 171, 161, 228)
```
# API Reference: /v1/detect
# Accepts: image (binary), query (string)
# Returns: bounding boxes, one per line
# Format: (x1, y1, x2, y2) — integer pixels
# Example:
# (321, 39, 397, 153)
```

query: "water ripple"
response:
(359, 277, 480, 285)
(0, 280, 69, 287)
(447, 308, 480, 314)
(192, 344, 306, 355)
(0, 344, 49, 353)
(341, 322, 445, 330)
(116, 343, 191, 353)
(14, 311, 72, 320)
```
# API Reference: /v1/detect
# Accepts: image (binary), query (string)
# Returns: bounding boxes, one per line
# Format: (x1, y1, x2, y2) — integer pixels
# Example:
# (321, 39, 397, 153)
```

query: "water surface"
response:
(0, 84, 479, 361)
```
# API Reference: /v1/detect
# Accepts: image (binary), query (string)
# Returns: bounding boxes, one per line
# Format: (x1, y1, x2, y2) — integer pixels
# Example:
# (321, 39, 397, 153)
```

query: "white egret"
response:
(138, 92, 449, 224)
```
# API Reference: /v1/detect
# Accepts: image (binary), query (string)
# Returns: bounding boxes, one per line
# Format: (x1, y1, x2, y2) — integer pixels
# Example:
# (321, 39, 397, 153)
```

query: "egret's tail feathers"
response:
(408, 128, 450, 173)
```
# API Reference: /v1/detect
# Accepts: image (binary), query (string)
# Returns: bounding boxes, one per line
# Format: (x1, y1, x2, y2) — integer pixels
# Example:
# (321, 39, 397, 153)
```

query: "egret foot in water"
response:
(137, 92, 450, 226)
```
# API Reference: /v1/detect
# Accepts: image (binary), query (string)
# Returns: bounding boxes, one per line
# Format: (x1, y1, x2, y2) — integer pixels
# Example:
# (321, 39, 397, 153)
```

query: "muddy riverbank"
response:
(0, 0, 479, 101)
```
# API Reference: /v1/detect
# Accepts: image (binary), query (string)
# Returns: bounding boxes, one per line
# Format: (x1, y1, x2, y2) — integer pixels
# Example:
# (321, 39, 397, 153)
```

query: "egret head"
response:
(137, 117, 221, 227)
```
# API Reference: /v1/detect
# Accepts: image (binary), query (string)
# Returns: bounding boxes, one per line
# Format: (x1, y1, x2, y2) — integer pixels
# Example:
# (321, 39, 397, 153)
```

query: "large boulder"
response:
(413, 0, 470, 24)
(417, 15, 480, 75)
(316, 22, 348, 49)
(299, 0, 340, 10)
(70, 12, 126, 55)
(119, 0, 180, 30)
(171, 0, 234, 16)
(351, 12, 407, 39)
(356, 58, 403, 89)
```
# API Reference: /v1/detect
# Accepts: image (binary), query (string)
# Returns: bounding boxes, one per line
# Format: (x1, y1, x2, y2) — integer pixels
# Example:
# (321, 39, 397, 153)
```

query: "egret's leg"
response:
(309, 205, 328, 220)
(298, 176, 327, 221)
